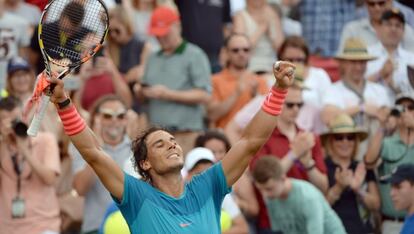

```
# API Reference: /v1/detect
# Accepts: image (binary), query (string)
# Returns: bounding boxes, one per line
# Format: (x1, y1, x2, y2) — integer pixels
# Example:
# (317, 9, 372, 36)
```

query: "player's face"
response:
(390, 180, 414, 211)
(330, 134, 356, 159)
(204, 138, 227, 161)
(97, 100, 127, 144)
(144, 130, 184, 176)
(255, 178, 285, 199)
(227, 35, 250, 70)
(279, 88, 303, 124)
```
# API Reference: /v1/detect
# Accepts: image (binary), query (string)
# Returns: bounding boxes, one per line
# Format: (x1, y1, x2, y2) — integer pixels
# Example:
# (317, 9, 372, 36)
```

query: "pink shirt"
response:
(0, 132, 61, 234)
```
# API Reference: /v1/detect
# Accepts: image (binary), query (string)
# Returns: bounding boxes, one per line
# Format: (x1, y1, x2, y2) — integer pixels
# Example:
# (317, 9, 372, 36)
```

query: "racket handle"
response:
(27, 94, 51, 137)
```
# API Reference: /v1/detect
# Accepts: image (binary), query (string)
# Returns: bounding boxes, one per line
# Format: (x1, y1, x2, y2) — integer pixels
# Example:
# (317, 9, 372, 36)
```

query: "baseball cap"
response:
(148, 6, 179, 36)
(395, 92, 414, 104)
(381, 164, 414, 185)
(7, 57, 30, 74)
(184, 147, 215, 171)
(381, 8, 405, 24)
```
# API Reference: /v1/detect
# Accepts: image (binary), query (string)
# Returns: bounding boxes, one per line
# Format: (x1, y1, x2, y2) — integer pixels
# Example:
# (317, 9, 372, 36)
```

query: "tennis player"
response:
(47, 61, 295, 234)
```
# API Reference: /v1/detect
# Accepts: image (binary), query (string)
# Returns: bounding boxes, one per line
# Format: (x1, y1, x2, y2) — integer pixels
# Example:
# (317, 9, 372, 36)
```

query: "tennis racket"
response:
(27, 0, 109, 137)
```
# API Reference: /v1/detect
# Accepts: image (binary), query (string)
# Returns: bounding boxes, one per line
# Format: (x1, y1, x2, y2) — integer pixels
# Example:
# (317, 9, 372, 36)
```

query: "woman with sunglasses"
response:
(322, 114, 380, 234)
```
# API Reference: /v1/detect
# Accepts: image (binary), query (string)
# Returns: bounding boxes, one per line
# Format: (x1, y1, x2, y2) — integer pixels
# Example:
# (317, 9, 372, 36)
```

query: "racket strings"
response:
(40, 0, 108, 66)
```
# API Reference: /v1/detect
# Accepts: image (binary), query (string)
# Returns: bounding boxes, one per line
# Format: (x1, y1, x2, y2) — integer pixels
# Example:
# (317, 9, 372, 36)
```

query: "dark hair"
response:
(62, 2, 85, 26)
(194, 129, 231, 152)
(278, 36, 310, 63)
(0, 96, 21, 111)
(252, 156, 284, 183)
(131, 126, 166, 182)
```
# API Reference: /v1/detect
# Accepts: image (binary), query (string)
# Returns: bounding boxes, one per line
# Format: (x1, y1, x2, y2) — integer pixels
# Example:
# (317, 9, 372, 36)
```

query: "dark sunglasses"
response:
(282, 57, 306, 64)
(230, 47, 250, 54)
(333, 134, 356, 141)
(366, 0, 386, 7)
(285, 102, 304, 109)
(406, 104, 414, 111)
(100, 109, 127, 120)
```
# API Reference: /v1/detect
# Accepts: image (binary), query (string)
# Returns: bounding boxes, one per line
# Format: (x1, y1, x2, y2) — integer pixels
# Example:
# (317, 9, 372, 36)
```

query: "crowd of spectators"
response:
(1, 0, 414, 234)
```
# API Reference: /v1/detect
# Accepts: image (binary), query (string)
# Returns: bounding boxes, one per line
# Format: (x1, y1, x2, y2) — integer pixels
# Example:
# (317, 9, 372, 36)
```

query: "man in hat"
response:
(366, 9, 414, 101)
(322, 37, 392, 160)
(339, 0, 414, 53)
(365, 92, 414, 234)
(381, 163, 414, 234)
(136, 6, 211, 155)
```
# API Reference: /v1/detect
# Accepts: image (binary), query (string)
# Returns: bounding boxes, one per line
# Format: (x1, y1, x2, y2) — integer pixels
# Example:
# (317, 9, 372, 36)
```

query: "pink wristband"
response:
(262, 87, 288, 116)
(58, 105, 86, 136)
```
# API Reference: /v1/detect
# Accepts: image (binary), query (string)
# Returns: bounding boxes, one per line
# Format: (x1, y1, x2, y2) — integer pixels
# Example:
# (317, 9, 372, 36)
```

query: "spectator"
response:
(0, 0, 30, 91)
(322, 38, 392, 160)
(184, 147, 249, 234)
(70, 95, 132, 234)
(365, 92, 414, 234)
(137, 6, 211, 155)
(107, 5, 151, 86)
(207, 33, 268, 129)
(4, 0, 41, 29)
(366, 9, 414, 101)
(269, 2, 302, 37)
(252, 156, 346, 234)
(233, 0, 284, 74)
(175, 0, 232, 73)
(381, 163, 414, 234)
(322, 114, 380, 234)
(339, 0, 414, 53)
(0, 97, 61, 234)
(194, 129, 231, 161)
(4, 57, 34, 103)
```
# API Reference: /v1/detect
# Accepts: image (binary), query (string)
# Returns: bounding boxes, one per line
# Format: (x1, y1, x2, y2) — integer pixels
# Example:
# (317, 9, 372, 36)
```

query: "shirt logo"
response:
(179, 222, 192, 228)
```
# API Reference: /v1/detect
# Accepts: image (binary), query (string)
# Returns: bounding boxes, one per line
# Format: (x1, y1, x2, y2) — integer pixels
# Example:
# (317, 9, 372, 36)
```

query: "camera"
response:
(11, 119, 28, 137)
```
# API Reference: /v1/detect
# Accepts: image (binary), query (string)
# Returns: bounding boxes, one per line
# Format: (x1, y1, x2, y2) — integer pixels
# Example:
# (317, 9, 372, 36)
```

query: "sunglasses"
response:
(406, 104, 414, 111)
(230, 47, 250, 54)
(285, 102, 304, 109)
(100, 109, 127, 120)
(282, 57, 307, 64)
(333, 134, 356, 141)
(366, 0, 387, 7)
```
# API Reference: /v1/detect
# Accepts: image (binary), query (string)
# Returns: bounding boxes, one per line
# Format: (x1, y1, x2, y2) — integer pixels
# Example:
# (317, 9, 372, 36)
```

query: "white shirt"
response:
(222, 194, 242, 219)
(303, 67, 332, 109)
(366, 43, 414, 102)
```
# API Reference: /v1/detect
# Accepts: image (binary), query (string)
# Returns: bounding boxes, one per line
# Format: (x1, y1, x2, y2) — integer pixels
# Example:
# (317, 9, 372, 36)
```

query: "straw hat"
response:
(320, 114, 368, 142)
(335, 38, 377, 61)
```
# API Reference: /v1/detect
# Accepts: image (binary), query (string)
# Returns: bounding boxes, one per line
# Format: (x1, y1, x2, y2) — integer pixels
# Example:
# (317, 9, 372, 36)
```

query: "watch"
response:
(57, 98, 71, 109)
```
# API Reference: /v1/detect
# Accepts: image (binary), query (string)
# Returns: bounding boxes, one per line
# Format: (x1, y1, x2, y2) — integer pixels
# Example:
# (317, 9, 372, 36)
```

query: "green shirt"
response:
(266, 179, 346, 234)
(379, 133, 414, 218)
(142, 41, 211, 131)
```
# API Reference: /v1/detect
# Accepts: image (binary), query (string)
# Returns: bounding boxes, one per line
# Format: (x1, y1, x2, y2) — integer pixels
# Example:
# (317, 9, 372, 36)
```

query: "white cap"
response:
(184, 147, 215, 171)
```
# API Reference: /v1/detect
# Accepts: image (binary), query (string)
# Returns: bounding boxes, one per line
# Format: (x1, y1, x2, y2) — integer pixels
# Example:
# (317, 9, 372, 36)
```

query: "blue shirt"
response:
(113, 163, 230, 234)
(401, 214, 414, 234)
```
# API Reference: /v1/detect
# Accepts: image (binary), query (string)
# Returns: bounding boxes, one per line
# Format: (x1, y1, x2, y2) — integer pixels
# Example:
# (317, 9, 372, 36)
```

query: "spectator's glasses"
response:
(284, 102, 304, 109)
(282, 57, 307, 64)
(100, 109, 127, 120)
(405, 104, 414, 111)
(366, 0, 387, 7)
(230, 47, 250, 54)
(333, 134, 356, 141)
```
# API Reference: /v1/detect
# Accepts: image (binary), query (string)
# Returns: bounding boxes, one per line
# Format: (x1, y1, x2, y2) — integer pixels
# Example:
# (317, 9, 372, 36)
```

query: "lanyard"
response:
(10, 154, 23, 195)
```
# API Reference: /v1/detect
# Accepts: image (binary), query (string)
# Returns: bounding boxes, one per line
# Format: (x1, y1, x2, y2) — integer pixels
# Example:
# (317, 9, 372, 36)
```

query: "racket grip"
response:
(27, 94, 51, 137)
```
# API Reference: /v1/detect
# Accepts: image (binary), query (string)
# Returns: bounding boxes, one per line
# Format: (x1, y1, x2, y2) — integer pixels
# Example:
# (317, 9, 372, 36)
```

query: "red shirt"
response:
(250, 126, 327, 229)
(25, 0, 48, 10)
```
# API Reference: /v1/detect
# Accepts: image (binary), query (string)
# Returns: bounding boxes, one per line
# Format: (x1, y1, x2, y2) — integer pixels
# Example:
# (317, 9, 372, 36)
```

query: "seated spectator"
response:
(136, 6, 211, 155)
(184, 147, 249, 234)
(70, 95, 133, 234)
(339, 0, 414, 53)
(381, 163, 414, 234)
(233, 0, 283, 74)
(322, 38, 392, 160)
(322, 114, 380, 234)
(366, 9, 414, 101)
(0, 97, 61, 234)
(365, 92, 414, 234)
(252, 156, 346, 234)
(207, 33, 268, 129)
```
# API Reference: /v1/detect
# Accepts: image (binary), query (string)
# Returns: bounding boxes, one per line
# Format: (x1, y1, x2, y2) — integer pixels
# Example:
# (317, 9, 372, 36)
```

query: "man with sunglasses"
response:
(365, 93, 414, 234)
(339, 0, 414, 53)
(207, 33, 268, 129)
(70, 95, 132, 234)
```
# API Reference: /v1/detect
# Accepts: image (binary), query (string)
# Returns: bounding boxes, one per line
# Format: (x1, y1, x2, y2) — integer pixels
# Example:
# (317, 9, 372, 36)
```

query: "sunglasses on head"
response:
(333, 134, 356, 141)
(230, 47, 250, 54)
(366, 0, 386, 7)
(100, 109, 127, 120)
(285, 102, 304, 109)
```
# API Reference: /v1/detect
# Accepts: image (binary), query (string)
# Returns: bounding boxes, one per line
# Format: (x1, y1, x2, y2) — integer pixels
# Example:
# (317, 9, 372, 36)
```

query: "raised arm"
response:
(222, 61, 294, 186)
(48, 77, 124, 200)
